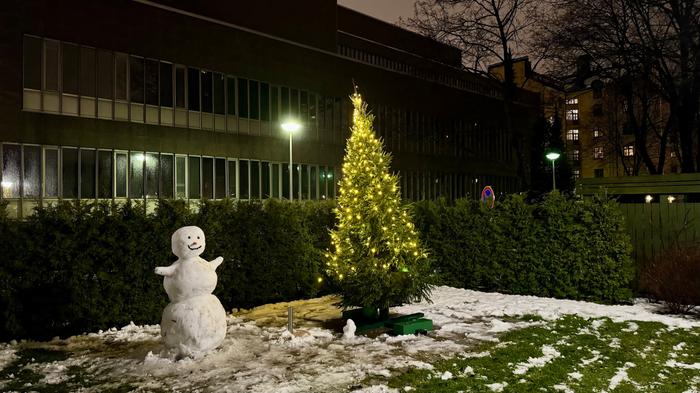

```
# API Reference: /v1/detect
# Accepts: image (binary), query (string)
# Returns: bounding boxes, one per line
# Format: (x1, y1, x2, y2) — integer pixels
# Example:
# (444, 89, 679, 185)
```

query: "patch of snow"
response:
(622, 322, 639, 332)
(666, 360, 700, 370)
(673, 342, 686, 351)
(609, 362, 636, 390)
(462, 366, 474, 375)
(568, 371, 583, 380)
(486, 382, 508, 392)
(0, 346, 18, 371)
(553, 383, 574, 393)
(513, 345, 561, 375)
(440, 371, 453, 380)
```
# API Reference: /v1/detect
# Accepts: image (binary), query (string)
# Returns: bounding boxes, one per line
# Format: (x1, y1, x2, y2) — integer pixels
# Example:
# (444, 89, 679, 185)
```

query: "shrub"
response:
(640, 247, 700, 313)
(413, 193, 634, 303)
(0, 199, 328, 341)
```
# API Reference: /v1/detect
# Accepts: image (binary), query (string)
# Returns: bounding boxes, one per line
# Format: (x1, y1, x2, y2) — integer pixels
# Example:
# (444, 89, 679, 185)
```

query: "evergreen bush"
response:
(413, 193, 634, 303)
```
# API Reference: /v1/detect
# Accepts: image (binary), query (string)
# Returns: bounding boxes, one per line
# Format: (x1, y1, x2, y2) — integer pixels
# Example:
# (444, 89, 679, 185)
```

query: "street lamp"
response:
(546, 151, 561, 191)
(281, 120, 301, 200)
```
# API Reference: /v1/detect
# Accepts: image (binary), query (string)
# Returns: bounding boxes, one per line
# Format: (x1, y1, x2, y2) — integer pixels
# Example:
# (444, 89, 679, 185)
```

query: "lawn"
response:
(0, 287, 698, 392)
(388, 315, 700, 393)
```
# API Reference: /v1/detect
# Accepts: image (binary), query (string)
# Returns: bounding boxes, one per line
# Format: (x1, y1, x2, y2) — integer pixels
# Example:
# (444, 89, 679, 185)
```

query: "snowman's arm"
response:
(209, 256, 224, 271)
(154, 264, 177, 276)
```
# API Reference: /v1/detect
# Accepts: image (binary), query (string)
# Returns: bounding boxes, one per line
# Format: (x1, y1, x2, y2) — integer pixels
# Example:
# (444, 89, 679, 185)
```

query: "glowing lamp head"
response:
(645, 195, 653, 203)
(546, 152, 561, 161)
(281, 120, 301, 133)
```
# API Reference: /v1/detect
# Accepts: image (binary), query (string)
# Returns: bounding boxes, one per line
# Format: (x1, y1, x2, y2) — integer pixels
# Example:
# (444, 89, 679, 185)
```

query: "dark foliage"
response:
(413, 193, 634, 303)
(0, 194, 636, 340)
(0, 200, 327, 341)
(640, 247, 700, 314)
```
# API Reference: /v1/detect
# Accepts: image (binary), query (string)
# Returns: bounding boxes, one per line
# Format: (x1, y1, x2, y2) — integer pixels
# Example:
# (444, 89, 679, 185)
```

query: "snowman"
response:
(154, 226, 227, 356)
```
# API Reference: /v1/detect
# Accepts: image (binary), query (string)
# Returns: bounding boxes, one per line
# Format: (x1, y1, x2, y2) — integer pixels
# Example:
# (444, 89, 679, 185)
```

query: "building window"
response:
(568, 149, 580, 161)
(593, 127, 603, 138)
(44, 40, 59, 92)
(160, 62, 173, 107)
(623, 145, 634, 157)
(238, 78, 249, 118)
(228, 159, 237, 198)
(572, 169, 580, 179)
(144, 60, 159, 106)
(187, 67, 200, 111)
(260, 83, 270, 121)
(566, 109, 579, 121)
(97, 50, 114, 99)
(144, 153, 158, 198)
(62, 43, 79, 95)
(44, 148, 59, 197)
(201, 156, 214, 199)
(129, 56, 144, 103)
(239, 159, 249, 199)
(115, 54, 128, 101)
(23, 145, 41, 198)
(129, 152, 144, 199)
(175, 155, 186, 198)
(115, 152, 128, 197)
(188, 156, 201, 198)
(98, 150, 113, 198)
(215, 158, 226, 199)
(566, 129, 579, 141)
(175, 66, 186, 108)
(201, 71, 213, 113)
(565, 98, 578, 105)
(213, 73, 225, 115)
(80, 47, 96, 98)
(226, 77, 236, 116)
(62, 147, 78, 198)
(23, 36, 42, 90)
(249, 80, 259, 120)
(2, 144, 20, 198)
(160, 154, 174, 198)
(250, 160, 260, 199)
(594, 146, 604, 159)
(594, 168, 604, 177)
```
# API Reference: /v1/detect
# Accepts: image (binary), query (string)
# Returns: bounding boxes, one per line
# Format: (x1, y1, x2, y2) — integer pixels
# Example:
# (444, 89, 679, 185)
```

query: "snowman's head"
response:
(171, 226, 206, 259)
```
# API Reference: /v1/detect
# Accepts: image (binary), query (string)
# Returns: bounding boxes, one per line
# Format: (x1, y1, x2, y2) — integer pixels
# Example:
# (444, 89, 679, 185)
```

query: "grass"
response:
(387, 315, 700, 392)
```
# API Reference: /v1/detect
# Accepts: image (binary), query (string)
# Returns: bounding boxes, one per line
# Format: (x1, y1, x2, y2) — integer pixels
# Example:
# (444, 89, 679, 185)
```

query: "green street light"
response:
(281, 120, 301, 200)
(546, 151, 561, 191)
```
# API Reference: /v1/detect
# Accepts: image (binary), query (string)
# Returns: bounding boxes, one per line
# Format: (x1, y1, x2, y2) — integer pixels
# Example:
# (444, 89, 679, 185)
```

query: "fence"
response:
(579, 173, 700, 263)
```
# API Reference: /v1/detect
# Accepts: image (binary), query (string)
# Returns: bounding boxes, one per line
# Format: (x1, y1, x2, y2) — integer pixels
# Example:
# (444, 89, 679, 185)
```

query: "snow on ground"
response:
(1, 285, 699, 393)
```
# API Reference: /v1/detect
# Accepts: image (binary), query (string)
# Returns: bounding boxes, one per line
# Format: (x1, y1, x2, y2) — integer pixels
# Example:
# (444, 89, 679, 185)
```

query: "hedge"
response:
(0, 193, 634, 340)
(0, 199, 334, 340)
(413, 193, 634, 302)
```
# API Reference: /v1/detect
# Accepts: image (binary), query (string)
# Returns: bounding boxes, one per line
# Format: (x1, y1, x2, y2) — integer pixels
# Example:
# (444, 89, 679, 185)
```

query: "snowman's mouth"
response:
(187, 244, 202, 250)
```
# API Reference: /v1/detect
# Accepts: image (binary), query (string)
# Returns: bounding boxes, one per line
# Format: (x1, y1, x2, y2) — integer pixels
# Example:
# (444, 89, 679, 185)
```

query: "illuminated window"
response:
(572, 169, 580, 179)
(593, 127, 603, 138)
(566, 98, 578, 105)
(566, 129, 579, 141)
(623, 145, 634, 157)
(568, 149, 580, 161)
(566, 109, 579, 121)
(594, 146, 604, 159)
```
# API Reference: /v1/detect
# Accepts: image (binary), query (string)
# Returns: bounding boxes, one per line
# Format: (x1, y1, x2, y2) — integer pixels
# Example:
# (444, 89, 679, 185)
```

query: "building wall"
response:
(0, 0, 537, 217)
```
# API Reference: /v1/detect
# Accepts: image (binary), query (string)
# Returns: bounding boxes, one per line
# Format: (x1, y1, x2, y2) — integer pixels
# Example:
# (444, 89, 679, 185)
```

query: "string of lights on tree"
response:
(326, 89, 431, 310)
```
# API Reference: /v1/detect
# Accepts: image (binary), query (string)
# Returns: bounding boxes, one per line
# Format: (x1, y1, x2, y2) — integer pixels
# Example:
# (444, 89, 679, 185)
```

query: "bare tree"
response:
(537, 0, 700, 173)
(403, 0, 544, 185)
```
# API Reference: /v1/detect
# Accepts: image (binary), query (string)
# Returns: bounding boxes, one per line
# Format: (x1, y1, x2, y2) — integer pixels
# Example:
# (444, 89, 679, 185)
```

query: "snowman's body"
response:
(155, 226, 226, 355)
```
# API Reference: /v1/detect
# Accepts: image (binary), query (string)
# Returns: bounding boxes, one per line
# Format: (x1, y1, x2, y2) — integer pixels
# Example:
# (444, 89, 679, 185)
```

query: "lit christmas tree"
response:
(327, 91, 431, 316)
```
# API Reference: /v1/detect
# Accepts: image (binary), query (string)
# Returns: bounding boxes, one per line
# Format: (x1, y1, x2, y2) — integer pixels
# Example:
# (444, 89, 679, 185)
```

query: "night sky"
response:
(337, 0, 416, 24)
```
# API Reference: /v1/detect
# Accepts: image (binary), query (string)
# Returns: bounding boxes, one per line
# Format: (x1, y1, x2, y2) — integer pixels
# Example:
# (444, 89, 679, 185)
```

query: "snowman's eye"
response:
(187, 236, 191, 239)
(197, 236, 200, 239)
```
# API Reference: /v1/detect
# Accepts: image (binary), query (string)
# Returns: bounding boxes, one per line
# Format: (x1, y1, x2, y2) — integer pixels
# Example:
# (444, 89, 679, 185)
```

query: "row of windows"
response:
(566, 129, 579, 141)
(337, 44, 502, 99)
(399, 171, 519, 202)
(23, 35, 349, 143)
(22, 35, 514, 161)
(1, 143, 337, 203)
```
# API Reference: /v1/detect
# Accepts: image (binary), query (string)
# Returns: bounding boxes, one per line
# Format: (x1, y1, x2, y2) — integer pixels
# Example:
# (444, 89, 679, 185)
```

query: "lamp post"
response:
(281, 120, 301, 200)
(546, 151, 561, 191)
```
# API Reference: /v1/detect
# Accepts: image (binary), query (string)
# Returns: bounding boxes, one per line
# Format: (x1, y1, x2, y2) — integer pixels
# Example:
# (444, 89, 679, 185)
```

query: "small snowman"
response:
(155, 226, 227, 356)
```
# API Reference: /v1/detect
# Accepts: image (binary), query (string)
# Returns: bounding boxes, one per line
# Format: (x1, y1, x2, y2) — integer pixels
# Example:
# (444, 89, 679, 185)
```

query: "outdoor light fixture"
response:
(0, 181, 11, 188)
(281, 120, 301, 201)
(667, 195, 676, 204)
(645, 195, 653, 203)
(546, 151, 561, 191)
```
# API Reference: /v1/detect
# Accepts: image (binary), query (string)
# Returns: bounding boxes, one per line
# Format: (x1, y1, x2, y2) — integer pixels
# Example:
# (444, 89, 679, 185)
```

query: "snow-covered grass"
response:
(0, 286, 699, 393)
